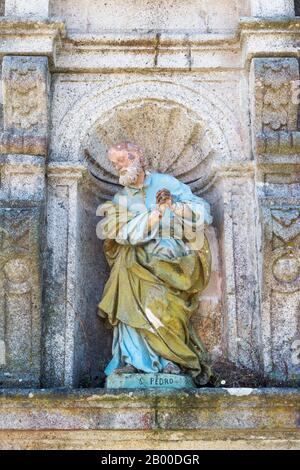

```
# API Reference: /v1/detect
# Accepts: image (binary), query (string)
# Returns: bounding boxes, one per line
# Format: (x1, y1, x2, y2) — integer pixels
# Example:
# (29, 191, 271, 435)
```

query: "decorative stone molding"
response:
(256, 131, 300, 161)
(52, 18, 300, 72)
(0, 155, 45, 202)
(268, 207, 300, 293)
(46, 162, 87, 181)
(1, 56, 50, 156)
(0, 17, 298, 72)
(0, 388, 299, 450)
(251, 58, 298, 133)
(240, 18, 300, 65)
(250, 57, 300, 380)
(0, 18, 66, 60)
(0, 132, 47, 156)
(250, 57, 300, 162)
(56, 31, 240, 72)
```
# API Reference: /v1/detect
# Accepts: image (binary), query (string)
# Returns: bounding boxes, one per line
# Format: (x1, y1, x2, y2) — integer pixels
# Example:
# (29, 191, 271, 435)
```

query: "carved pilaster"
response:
(43, 163, 87, 387)
(1, 56, 50, 156)
(251, 57, 300, 381)
(0, 156, 45, 388)
(259, 197, 300, 379)
(217, 166, 261, 370)
(0, 205, 43, 387)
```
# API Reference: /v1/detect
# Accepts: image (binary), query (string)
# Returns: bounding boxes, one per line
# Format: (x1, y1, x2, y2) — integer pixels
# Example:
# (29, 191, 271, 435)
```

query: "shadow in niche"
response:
(74, 175, 112, 388)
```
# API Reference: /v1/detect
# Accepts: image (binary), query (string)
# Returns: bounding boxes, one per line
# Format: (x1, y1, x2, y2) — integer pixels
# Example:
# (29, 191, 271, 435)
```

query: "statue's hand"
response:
(156, 188, 172, 214)
(156, 188, 172, 205)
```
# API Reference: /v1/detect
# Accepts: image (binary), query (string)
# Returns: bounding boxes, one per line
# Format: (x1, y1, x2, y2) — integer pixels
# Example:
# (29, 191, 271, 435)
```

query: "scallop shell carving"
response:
(84, 99, 214, 191)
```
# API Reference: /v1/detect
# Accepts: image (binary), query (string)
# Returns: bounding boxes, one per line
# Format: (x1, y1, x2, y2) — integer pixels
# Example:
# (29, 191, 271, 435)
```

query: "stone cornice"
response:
(214, 162, 255, 180)
(0, 16, 66, 63)
(55, 30, 240, 72)
(54, 17, 300, 72)
(0, 17, 65, 34)
(47, 162, 88, 181)
(1, 16, 300, 71)
(239, 17, 300, 65)
(239, 16, 300, 32)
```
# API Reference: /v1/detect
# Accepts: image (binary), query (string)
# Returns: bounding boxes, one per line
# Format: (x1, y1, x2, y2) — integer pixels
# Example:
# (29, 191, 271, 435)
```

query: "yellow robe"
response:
(98, 173, 213, 385)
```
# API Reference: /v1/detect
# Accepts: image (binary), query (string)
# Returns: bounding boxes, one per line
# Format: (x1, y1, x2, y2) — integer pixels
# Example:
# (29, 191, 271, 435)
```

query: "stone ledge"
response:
(239, 17, 300, 31)
(0, 388, 299, 430)
(0, 430, 299, 450)
(0, 388, 299, 449)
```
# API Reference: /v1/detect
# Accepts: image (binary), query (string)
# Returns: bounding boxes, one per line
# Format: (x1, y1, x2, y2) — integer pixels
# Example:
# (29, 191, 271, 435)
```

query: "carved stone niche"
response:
(84, 100, 215, 192)
(83, 99, 223, 368)
(0, 56, 50, 156)
(45, 98, 226, 387)
(0, 206, 43, 387)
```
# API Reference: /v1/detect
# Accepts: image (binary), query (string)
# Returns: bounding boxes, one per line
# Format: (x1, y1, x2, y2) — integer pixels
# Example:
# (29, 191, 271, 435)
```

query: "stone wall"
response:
(0, 1, 299, 390)
(50, 0, 250, 34)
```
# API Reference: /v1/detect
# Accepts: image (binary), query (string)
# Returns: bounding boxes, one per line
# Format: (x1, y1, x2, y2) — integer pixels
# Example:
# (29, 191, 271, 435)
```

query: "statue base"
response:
(105, 373, 196, 389)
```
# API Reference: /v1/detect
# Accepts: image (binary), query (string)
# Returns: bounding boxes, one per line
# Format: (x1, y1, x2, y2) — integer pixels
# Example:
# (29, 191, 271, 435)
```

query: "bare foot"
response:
(114, 364, 138, 374)
(163, 363, 181, 375)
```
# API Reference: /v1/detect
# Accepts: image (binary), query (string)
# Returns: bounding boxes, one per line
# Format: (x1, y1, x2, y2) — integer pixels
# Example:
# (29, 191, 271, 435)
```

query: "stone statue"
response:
(98, 142, 213, 386)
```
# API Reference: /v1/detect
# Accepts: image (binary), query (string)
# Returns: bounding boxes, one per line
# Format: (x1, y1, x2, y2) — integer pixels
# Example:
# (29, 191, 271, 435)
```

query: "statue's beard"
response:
(119, 160, 143, 186)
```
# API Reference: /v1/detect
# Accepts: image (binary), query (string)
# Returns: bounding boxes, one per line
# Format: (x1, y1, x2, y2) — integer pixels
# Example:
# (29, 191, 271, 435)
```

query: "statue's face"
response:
(109, 149, 134, 175)
(109, 148, 143, 186)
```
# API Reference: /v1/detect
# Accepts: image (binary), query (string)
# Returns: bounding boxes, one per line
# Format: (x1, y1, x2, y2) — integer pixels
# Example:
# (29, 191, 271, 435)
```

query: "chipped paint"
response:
(145, 308, 164, 329)
(224, 388, 254, 396)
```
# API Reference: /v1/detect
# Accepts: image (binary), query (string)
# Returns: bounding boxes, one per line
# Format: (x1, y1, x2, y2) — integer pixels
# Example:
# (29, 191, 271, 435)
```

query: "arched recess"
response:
(51, 79, 245, 195)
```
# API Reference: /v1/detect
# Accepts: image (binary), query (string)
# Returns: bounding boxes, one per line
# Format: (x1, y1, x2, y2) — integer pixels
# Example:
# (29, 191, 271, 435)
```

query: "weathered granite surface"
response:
(0, 388, 299, 449)
(0, 1, 299, 393)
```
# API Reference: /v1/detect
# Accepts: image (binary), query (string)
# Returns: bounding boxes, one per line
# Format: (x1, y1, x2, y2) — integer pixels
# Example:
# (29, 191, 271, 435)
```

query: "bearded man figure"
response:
(97, 141, 213, 386)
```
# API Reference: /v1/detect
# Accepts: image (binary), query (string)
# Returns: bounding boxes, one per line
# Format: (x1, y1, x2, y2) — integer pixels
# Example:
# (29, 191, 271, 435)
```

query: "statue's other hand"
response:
(156, 188, 172, 206)
(156, 189, 172, 215)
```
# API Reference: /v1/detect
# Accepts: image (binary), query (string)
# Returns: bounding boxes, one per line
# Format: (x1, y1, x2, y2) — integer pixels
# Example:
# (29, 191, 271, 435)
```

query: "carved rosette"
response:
(267, 207, 300, 293)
